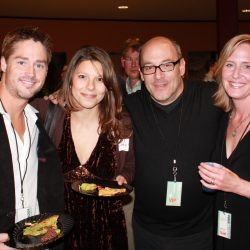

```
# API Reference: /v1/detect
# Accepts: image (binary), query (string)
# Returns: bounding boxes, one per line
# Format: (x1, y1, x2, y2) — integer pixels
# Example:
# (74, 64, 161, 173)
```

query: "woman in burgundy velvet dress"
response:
(32, 46, 134, 250)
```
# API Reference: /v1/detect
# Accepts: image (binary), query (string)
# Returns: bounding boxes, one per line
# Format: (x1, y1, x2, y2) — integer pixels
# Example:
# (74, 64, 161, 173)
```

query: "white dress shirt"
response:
(0, 104, 40, 222)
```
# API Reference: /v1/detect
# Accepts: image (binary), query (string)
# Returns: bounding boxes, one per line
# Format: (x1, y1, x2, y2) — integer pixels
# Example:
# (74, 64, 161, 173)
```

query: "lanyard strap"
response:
(0, 99, 31, 208)
(149, 95, 184, 181)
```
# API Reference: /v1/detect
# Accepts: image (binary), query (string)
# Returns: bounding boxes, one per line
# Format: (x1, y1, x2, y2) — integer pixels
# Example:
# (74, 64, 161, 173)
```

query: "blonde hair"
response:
(214, 34, 250, 111)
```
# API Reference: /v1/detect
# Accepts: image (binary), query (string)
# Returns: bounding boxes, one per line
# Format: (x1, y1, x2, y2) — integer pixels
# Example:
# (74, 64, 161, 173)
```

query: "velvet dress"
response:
(58, 114, 128, 250)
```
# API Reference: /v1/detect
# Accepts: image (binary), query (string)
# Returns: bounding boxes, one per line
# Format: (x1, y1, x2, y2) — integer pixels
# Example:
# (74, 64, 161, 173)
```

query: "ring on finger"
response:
(210, 178, 215, 185)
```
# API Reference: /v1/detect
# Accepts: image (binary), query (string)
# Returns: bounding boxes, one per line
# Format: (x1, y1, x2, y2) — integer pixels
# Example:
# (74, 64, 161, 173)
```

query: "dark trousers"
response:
(133, 217, 213, 250)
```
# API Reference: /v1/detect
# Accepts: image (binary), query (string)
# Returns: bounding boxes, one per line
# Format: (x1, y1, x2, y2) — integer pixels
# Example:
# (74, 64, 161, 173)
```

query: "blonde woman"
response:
(199, 34, 250, 250)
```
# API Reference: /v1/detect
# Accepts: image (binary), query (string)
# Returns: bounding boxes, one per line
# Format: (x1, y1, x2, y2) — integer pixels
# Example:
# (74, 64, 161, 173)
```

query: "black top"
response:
(214, 113, 250, 250)
(125, 80, 223, 237)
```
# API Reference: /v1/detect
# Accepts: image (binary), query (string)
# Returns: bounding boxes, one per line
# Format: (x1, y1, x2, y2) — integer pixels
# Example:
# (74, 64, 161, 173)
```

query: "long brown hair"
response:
(59, 46, 131, 142)
(214, 34, 250, 111)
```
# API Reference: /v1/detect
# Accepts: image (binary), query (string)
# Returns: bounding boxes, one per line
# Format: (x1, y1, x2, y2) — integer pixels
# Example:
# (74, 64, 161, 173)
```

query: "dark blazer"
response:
(0, 114, 64, 235)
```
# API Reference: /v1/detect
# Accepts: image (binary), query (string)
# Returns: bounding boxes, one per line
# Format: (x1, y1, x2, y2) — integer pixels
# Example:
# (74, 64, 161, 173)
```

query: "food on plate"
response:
(23, 214, 61, 242)
(79, 182, 127, 196)
(80, 183, 97, 192)
(98, 187, 126, 196)
(41, 226, 59, 242)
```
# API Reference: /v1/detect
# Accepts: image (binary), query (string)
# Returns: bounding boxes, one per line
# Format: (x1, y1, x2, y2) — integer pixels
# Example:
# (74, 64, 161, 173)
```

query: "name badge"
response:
(118, 139, 129, 151)
(16, 207, 32, 222)
(217, 210, 232, 239)
(166, 181, 182, 206)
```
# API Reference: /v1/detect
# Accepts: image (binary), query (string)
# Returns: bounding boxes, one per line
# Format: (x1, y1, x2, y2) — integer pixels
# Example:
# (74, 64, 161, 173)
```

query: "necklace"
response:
(230, 111, 250, 137)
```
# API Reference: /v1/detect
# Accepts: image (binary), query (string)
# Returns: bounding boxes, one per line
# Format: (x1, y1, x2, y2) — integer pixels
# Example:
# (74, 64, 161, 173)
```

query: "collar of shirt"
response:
(126, 78, 142, 94)
(0, 103, 40, 221)
(0, 103, 38, 119)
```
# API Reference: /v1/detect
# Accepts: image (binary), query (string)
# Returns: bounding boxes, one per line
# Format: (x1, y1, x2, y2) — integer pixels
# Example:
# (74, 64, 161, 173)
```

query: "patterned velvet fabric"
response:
(58, 114, 128, 250)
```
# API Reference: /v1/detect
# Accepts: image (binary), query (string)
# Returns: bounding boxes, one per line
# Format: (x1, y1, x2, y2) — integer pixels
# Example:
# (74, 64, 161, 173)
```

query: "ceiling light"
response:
(118, 6, 128, 10)
(241, 9, 250, 13)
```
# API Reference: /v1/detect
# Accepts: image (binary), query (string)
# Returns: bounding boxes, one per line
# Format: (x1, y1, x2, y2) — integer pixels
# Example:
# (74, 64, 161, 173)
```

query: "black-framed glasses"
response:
(141, 58, 182, 75)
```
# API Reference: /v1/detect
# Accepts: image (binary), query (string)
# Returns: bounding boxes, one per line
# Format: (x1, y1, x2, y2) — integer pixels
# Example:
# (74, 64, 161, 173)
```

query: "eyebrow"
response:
(225, 60, 250, 63)
(14, 56, 47, 64)
(143, 59, 177, 65)
(14, 56, 28, 60)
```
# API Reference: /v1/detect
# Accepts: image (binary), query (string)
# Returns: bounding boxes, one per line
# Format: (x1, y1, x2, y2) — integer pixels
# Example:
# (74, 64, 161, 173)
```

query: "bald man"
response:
(124, 36, 223, 250)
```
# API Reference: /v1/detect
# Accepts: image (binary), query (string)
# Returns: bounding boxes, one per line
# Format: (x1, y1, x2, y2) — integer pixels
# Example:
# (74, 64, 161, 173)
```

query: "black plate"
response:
(71, 178, 133, 198)
(12, 213, 74, 249)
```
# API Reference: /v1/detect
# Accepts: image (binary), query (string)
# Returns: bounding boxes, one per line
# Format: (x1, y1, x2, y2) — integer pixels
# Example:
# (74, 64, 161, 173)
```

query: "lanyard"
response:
(0, 99, 31, 208)
(149, 95, 184, 181)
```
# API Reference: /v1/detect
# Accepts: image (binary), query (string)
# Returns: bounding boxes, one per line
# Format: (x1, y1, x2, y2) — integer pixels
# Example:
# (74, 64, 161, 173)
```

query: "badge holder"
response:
(217, 200, 232, 239)
(166, 160, 182, 206)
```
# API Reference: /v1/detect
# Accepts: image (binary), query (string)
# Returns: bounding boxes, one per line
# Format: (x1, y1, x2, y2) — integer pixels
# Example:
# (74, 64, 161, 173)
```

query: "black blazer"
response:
(0, 114, 64, 234)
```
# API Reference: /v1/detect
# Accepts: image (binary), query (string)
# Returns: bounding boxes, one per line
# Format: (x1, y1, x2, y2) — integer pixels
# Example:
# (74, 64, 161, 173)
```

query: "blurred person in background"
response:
(119, 38, 143, 97)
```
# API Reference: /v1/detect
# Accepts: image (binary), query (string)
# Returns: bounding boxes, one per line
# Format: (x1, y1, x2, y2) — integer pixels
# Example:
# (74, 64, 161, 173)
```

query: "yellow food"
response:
(98, 187, 126, 196)
(80, 183, 97, 192)
(23, 215, 60, 237)
(79, 182, 127, 196)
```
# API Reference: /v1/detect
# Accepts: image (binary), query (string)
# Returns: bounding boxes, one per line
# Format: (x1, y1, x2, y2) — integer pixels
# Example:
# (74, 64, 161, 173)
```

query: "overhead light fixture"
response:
(241, 9, 250, 13)
(118, 5, 128, 10)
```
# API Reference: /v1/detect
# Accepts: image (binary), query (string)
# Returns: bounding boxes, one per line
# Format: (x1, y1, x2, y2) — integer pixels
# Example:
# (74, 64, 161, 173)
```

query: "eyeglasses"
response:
(141, 58, 182, 75)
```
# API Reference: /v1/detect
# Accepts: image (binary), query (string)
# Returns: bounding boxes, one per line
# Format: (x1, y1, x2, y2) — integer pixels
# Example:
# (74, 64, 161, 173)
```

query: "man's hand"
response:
(0, 233, 18, 250)
(43, 90, 59, 105)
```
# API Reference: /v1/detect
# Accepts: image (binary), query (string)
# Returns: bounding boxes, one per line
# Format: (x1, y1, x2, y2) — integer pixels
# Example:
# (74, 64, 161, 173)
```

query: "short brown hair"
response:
(59, 46, 131, 142)
(214, 34, 250, 111)
(121, 38, 143, 58)
(1, 26, 53, 64)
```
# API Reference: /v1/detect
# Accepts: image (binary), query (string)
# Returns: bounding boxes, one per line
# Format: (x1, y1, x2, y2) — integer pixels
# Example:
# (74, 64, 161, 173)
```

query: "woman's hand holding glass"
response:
(198, 162, 242, 193)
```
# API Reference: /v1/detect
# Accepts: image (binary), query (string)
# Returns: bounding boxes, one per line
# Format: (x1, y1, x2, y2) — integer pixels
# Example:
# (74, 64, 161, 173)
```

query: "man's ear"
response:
(0, 56, 7, 72)
(179, 58, 186, 78)
(139, 69, 144, 81)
